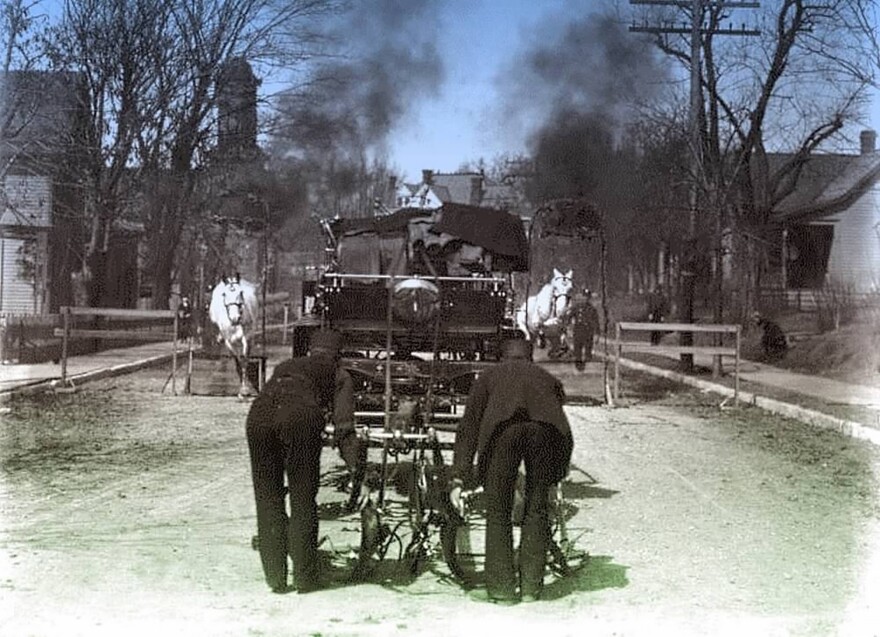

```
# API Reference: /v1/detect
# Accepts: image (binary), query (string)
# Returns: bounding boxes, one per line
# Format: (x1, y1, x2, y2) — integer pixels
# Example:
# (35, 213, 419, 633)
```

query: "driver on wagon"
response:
(450, 338, 573, 604)
(245, 329, 365, 593)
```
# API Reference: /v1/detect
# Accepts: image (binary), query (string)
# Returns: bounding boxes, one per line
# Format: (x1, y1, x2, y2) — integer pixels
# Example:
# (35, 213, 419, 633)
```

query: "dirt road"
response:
(1, 366, 878, 636)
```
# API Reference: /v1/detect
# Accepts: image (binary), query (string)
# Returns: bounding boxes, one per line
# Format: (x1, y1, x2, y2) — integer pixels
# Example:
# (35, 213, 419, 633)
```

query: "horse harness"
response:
(550, 278, 572, 319)
(223, 286, 246, 326)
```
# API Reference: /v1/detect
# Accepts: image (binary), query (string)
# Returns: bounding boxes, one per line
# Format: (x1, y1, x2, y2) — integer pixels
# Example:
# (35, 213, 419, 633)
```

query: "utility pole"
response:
(630, 0, 758, 372)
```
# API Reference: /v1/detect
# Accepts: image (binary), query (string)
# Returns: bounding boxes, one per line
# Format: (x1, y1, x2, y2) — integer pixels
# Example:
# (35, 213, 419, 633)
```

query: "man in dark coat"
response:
(647, 284, 670, 345)
(176, 295, 194, 340)
(245, 329, 364, 593)
(753, 312, 789, 362)
(569, 288, 600, 370)
(451, 339, 574, 603)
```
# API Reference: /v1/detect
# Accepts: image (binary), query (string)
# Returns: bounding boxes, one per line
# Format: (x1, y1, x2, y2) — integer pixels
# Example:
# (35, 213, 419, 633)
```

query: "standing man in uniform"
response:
(450, 339, 573, 603)
(245, 329, 365, 593)
(569, 288, 600, 370)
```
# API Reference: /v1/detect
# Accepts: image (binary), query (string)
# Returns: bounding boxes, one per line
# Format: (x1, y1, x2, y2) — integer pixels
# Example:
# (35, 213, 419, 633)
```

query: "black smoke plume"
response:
(274, 0, 444, 163)
(499, 10, 668, 201)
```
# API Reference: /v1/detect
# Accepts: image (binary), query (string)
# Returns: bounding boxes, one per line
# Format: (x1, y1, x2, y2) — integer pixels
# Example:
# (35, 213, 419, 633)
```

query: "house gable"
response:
(770, 153, 880, 224)
(431, 172, 483, 205)
(820, 184, 880, 291)
(768, 135, 880, 292)
(1, 175, 53, 227)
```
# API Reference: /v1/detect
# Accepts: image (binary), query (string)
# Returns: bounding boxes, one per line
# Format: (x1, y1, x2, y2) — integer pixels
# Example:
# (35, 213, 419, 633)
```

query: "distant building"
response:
(769, 129, 880, 293)
(392, 169, 526, 215)
(216, 57, 260, 162)
(0, 71, 89, 314)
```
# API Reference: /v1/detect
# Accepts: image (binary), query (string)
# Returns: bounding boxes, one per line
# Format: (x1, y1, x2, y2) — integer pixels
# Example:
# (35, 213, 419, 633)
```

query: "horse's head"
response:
(550, 268, 573, 297)
(550, 268, 573, 316)
(220, 281, 246, 326)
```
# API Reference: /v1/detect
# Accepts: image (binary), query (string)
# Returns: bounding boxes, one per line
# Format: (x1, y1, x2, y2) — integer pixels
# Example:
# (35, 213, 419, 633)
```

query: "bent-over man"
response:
(451, 339, 573, 603)
(245, 329, 364, 593)
(753, 312, 788, 362)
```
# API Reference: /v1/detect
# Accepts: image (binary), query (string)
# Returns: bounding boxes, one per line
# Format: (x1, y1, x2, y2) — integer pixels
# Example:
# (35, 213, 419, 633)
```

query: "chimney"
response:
(470, 175, 483, 205)
(421, 169, 433, 185)
(387, 175, 397, 206)
(860, 129, 876, 155)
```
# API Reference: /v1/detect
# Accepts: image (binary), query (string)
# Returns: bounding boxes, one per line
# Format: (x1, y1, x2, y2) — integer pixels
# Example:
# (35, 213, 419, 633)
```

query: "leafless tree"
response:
(637, 0, 875, 320)
(1, 0, 51, 184)
(852, 0, 880, 93)
(42, 0, 341, 307)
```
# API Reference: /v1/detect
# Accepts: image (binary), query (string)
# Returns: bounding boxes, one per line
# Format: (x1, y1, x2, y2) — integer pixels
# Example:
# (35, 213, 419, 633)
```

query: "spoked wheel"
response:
(354, 498, 401, 580)
(402, 459, 429, 574)
(440, 509, 480, 589)
(440, 478, 587, 587)
(354, 499, 382, 578)
(402, 441, 446, 575)
(440, 484, 483, 590)
(547, 483, 589, 577)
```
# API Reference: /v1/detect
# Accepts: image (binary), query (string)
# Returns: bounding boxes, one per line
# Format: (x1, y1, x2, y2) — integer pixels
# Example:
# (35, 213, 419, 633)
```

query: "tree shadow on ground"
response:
(542, 555, 629, 599)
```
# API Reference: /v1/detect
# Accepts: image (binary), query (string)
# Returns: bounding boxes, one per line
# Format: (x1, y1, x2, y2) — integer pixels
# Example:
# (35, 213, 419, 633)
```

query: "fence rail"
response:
(55, 306, 181, 390)
(612, 321, 741, 403)
(759, 287, 880, 313)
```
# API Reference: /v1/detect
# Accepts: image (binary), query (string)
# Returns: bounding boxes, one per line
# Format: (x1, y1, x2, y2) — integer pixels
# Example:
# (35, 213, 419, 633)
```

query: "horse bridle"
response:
(550, 278, 572, 318)
(224, 287, 245, 326)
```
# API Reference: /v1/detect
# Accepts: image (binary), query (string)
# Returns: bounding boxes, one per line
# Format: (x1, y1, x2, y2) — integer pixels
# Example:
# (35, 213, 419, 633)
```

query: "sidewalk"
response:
(4, 342, 878, 408)
(734, 359, 880, 408)
(3, 341, 880, 444)
(604, 347, 880, 446)
(0, 342, 182, 395)
(683, 352, 880, 409)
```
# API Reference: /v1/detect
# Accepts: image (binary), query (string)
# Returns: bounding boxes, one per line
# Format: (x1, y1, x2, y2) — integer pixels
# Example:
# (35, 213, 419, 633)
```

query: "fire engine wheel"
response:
(354, 499, 400, 579)
(440, 513, 478, 589)
(439, 478, 586, 587)
(439, 502, 482, 589)
(402, 448, 444, 575)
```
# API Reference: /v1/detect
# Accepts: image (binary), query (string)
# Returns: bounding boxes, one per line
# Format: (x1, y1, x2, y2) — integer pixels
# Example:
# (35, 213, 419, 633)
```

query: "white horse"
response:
(209, 274, 259, 396)
(516, 268, 574, 349)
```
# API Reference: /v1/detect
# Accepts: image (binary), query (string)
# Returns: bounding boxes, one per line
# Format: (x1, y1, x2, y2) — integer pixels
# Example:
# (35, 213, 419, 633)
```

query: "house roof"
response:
(770, 152, 880, 223)
(0, 71, 87, 166)
(481, 182, 520, 209)
(430, 184, 452, 202)
(430, 172, 482, 205)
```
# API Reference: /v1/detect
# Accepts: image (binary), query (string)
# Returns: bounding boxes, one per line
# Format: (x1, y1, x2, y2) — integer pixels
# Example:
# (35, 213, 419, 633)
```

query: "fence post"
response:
(185, 337, 193, 395)
(734, 325, 740, 404)
(282, 303, 290, 344)
(61, 307, 70, 384)
(0, 314, 6, 363)
(614, 322, 621, 402)
(171, 310, 179, 395)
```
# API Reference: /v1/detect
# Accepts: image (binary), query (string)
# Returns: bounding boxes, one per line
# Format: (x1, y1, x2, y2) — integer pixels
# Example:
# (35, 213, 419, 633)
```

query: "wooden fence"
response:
(53, 306, 180, 390)
(611, 321, 742, 403)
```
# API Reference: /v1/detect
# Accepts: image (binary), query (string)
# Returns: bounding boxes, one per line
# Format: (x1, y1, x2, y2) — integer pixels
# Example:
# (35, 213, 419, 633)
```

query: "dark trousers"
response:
(649, 316, 663, 345)
(246, 396, 324, 592)
(483, 420, 563, 600)
(572, 327, 594, 368)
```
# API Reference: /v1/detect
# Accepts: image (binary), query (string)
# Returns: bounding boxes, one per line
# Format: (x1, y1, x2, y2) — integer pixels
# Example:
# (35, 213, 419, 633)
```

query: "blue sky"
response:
(380, 0, 880, 182)
(33, 0, 880, 181)
(384, 0, 581, 180)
